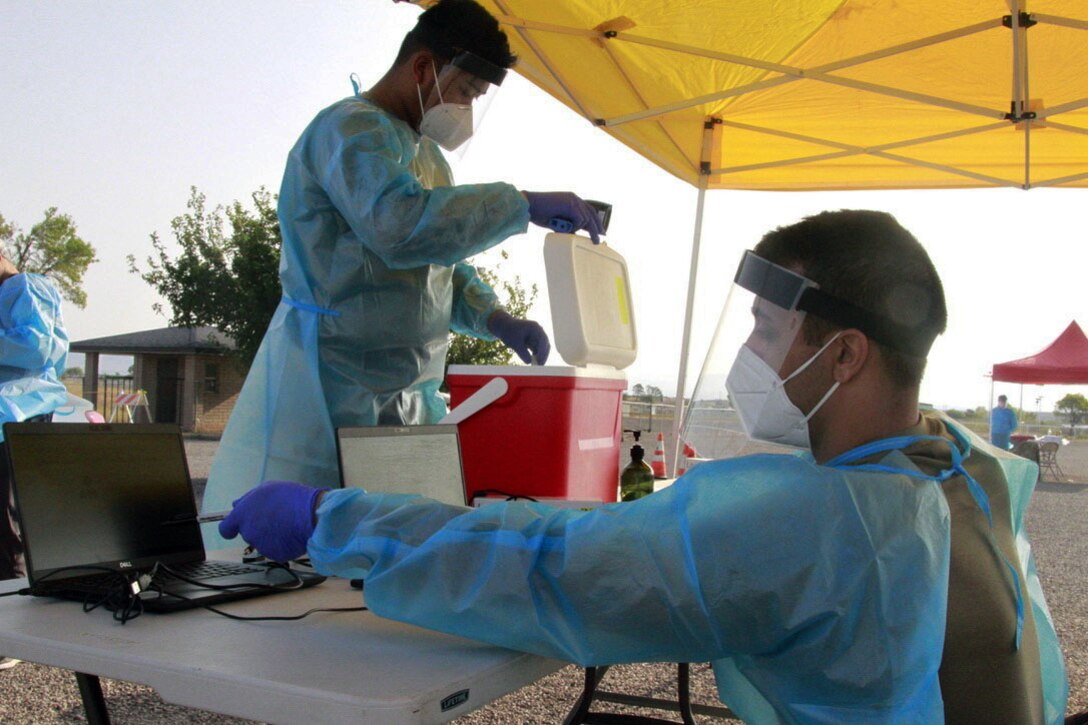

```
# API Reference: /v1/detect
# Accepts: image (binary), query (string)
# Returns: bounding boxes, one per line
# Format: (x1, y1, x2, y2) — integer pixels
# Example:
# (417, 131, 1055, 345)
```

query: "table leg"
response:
(563, 662, 735, 724)
(75, 672, 112, 725)
(563, 665, 608, 725)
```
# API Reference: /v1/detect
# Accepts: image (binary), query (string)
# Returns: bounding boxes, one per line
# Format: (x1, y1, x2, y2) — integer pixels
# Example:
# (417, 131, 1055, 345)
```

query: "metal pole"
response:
(669, 177, 709, 476)
(989, 377, 996, 442)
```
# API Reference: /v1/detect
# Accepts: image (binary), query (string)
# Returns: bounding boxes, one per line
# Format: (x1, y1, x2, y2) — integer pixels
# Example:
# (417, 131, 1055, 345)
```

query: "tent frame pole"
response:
(670, 180, 707, 476)
(598, 20, 1003, 127)
(669, 121, 715, 476)
(705, 119, 1019, 187)
(990, 378, 996, 442)
(1008, 0, 1032, 188)
(491, 0, 594, 119)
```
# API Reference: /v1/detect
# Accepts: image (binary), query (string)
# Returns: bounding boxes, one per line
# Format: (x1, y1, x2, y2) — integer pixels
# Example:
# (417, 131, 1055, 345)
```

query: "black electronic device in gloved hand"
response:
(547, 199, 612, 236)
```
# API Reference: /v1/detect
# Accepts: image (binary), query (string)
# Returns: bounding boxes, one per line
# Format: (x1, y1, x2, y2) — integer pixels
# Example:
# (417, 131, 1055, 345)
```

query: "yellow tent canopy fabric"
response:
(407, 1, 1088, 190)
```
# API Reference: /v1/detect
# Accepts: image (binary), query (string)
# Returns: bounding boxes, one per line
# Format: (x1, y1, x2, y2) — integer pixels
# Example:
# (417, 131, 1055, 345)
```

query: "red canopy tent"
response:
(993, 321, 1088, 385)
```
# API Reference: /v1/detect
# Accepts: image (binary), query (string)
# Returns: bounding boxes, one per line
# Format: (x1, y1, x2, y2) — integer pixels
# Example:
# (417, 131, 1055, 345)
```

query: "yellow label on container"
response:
(615, 277, 630, 326)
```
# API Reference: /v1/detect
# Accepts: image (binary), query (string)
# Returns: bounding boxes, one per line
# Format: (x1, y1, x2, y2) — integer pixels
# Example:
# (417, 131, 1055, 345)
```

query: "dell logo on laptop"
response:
(118, 561, 133, 569)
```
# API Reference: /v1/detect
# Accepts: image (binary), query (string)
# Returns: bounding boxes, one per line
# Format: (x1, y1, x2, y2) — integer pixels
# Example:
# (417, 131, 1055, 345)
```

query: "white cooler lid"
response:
(543, 233, 638, 369)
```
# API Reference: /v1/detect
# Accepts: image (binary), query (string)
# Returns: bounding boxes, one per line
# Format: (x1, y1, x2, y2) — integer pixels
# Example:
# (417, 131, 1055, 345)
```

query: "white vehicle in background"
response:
(50, 393, 103, 423)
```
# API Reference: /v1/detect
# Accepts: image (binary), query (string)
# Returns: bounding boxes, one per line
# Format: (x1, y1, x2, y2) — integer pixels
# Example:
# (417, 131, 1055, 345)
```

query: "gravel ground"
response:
(2, 437, 1086, 723)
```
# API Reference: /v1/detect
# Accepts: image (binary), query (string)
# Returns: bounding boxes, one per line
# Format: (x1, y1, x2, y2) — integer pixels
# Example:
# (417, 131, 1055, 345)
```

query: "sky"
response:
(3, 1, 1086, 413)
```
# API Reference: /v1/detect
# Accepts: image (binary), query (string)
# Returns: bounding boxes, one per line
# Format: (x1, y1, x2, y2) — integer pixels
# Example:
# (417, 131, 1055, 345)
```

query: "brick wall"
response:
(191, 355, 244, 436)
(63, 355, 241, 435)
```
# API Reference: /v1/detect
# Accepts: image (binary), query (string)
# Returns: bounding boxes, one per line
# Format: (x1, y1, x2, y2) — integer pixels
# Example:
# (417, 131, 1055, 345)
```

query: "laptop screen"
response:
(4, 423, 205, 581)
(336, 425, 468, 507)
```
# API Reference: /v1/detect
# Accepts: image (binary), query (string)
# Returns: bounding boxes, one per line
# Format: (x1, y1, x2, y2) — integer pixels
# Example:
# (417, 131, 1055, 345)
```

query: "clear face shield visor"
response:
(418, 51, 505, 155)
(680, 251, 817, 461)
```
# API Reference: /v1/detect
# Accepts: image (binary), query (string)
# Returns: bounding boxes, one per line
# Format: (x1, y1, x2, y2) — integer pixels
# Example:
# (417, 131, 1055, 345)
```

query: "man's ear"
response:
(832, 329, 869, 384)
(410, 51, 436, 87)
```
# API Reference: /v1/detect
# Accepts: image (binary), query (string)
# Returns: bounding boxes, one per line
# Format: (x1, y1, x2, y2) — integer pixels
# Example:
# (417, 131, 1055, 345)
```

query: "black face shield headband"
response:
(734, 250, 939, 358)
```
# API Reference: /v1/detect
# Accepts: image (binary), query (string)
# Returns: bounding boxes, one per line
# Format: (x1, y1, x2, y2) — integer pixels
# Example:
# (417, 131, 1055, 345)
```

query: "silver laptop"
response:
(335, 425, 468, 507)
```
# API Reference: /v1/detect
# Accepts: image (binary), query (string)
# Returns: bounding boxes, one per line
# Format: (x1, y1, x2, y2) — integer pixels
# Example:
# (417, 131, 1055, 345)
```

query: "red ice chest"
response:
(446, 365, 627, 503)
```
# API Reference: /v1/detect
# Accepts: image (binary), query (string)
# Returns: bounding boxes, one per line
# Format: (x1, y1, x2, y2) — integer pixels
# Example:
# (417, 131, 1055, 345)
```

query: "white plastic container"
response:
(543, 233, 637, 369)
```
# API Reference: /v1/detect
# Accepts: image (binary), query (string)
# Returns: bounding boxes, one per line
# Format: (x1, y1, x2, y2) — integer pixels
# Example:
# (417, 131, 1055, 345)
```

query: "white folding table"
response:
(0, 574, 563, 724)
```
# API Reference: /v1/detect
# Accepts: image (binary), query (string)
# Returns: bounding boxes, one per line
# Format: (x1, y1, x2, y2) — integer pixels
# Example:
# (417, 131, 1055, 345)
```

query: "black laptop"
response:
(4, 422, 325, 613)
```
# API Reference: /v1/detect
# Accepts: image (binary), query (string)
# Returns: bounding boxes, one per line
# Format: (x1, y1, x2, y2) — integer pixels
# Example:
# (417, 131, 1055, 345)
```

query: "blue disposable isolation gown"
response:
(991, 406, 1018, 449)
(0, 273, 68, 441)
(307, 414, 1066, 724)
(202, 95, 529, 544)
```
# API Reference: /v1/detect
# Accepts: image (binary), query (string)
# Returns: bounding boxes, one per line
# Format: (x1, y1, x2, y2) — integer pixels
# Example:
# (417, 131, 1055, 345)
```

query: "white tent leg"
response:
(669, 176, 709, 476)
(989, 378, 996, 443)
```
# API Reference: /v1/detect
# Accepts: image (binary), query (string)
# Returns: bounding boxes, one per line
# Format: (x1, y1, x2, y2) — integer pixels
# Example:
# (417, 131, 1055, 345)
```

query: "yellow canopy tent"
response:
(403, 0, 1088, 470)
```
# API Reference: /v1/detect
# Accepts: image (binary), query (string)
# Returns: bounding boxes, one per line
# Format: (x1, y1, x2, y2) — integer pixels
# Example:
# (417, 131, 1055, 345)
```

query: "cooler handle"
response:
(439, 377, 508, 425)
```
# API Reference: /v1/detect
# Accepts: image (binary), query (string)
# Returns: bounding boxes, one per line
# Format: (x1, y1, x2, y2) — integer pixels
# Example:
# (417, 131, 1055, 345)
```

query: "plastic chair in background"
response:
(1038, 442, 1066, 482)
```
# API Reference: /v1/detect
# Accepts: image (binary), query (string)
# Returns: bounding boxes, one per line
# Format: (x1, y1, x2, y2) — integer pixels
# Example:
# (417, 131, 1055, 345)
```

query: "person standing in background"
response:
(0, 251, 69, 581)
(991, 394, 1019, 450)
(0, 251, 69, 670)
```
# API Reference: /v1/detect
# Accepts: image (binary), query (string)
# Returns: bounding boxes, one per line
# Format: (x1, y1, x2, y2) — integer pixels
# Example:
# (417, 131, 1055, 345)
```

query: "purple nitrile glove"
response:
(523, 191, 604, 244)
(219, 481, 328, 562)
(488, 310, 550, 364)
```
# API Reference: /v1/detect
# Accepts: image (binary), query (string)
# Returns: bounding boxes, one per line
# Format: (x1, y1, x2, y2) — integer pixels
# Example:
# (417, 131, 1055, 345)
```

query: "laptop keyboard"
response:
(35, 561, 267, 594)
(154, 560, 268, 583)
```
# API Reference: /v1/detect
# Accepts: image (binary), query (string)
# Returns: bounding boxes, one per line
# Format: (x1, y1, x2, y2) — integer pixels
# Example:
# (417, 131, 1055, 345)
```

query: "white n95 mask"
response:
(416, 60, 475, 152)
(725, 334, 841, 450)
(419, 102, 473, 151)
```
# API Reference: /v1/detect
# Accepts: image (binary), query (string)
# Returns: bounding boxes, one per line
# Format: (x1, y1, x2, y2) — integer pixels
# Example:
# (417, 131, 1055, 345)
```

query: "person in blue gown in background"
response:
(202, 0, 605, 542)
(0, 250, 68, 584)
(0, 250, 68, 670)
(991, 394, 1019, 449)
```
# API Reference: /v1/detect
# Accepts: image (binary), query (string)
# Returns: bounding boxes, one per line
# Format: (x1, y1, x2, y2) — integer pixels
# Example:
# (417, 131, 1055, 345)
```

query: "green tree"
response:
(63, 366, 84, 378)
(128, 187, 281, 368)
(630, 383, 646, 396)
(0, 208, 97, 307)
(445, 251, 538, 368)
(1054, 393, 1088, 433)
(132, 189, 536, 372)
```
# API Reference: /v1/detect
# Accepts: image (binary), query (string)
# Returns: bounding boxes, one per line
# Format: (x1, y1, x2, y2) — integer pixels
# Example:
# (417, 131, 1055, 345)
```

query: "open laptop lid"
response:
(4, 422, 206, 584)
(335, 424, 468, 507)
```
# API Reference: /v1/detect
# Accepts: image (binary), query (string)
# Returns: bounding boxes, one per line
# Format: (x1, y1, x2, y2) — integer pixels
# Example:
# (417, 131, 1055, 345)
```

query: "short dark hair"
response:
(998, 395, 1008, 403)
(396, 0, 516, 70)
(754, 209, 947, 389)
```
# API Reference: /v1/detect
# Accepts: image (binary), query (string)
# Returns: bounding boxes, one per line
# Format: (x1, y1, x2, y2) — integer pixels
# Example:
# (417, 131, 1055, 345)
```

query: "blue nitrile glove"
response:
(488, 310, 550, 364)
(523, 191, 604, 244)
(218, 481, 328, 562)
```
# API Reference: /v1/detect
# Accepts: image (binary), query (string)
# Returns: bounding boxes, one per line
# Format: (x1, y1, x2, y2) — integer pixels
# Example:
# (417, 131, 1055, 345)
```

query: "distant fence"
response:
(622, 400, 677, 433)
(953, 419, 1087, 441)
(64, 375, 139, 422)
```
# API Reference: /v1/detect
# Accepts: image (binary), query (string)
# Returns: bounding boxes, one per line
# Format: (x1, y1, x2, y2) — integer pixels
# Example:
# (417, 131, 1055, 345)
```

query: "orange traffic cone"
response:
(650, 432, 668, 479)
(677, 442, 698, 477)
